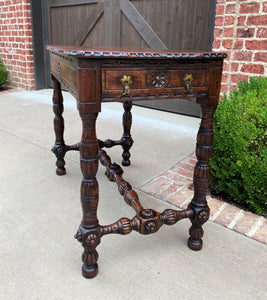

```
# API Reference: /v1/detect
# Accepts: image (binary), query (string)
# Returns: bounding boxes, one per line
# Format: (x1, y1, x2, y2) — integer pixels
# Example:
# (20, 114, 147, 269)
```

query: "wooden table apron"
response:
(47, 46, 226, 279)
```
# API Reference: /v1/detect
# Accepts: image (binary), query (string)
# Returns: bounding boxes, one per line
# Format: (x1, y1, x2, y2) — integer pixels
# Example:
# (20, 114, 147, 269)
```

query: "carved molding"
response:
(147, 70, 170, 88)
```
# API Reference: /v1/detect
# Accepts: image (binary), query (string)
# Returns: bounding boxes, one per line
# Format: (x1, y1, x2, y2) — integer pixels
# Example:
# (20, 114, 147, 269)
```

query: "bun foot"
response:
(122, 159, 131, 166)
(82, 263, 98, 279)
(187, 237, 203, 251)
(56, 167, 66, 176)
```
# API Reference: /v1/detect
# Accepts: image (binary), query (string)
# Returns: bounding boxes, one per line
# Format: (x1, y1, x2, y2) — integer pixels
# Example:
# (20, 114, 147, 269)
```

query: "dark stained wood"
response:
(120, 0, 167, 49)
(51, 75, 67, 175)
(75, 110, 100, 278)
(49, 0, 99, 7)
(121, 101, 133, 166)
(104, 0, 120, 47)
(73, 2, 104, 46)
(47, 45, 226, 58)
(48, 45, 226, 278)
(47, 0, 215, 50)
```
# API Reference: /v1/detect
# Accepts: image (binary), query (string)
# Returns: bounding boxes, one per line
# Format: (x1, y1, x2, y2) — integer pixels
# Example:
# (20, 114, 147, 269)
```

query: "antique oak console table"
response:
(47, 45, 226, 278)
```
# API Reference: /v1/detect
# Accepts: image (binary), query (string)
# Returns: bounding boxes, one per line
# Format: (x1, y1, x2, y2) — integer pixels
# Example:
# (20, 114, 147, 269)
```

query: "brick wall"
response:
(213, 0, 267, 95)
(0, 0, 35, 90)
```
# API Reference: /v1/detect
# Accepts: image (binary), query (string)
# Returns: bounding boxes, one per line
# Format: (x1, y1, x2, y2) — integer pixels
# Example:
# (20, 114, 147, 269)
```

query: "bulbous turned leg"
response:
(75, 225, 101, 278)
(188, 103, 216, 251)
(51, 75, 66, 175)
(75, 111, 101, 278)
(121, 101, 133, 166)
(187, 204, 209, 250)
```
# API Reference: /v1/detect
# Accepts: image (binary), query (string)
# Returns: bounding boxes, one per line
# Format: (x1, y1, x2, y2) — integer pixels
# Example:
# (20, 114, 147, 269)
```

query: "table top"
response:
(47, 45, 227, 60)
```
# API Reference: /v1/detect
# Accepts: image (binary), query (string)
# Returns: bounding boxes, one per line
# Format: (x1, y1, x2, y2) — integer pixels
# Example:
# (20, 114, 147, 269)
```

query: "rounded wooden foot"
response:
(187, 237, 203, 251)
(122, 159, 131, 166)
(82, 263, 98, 279)
(56, 167, 66, 176)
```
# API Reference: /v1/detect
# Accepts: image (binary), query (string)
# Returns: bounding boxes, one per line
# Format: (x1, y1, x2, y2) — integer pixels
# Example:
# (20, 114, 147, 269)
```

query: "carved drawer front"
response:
(50, 52, 77, 97)
(102, 67, 208, 99)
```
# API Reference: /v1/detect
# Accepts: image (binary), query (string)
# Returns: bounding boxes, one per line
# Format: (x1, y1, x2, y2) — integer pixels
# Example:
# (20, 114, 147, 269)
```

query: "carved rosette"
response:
(145, 220, 157, 233)
(75, 226, 101, 250)
(147, 70, 170, 88)
(197, 210, 209, 222)
(140, 209, 156, 219)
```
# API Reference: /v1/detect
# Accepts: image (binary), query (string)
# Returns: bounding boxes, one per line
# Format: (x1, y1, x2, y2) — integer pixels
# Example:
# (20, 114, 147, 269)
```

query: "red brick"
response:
(213, 40, 221, 50)
(9, 5, 15, 12)
(223, 61, 228, 71)
(171, 162, 194, 178)
(233, 51, 252, 61)
(222, 73, 228, 82)
(208, 198, 225, 219)
(188, 154, 196, 161)
(229, 83, 237, 91)
(224, 16, 235, 26)
(155, 183, 181, 201)
(214, 204, 241, 227)
(254, 52, 267, 63)
(240, 2, 260, 14)
(246, 40, 267, 50)
(224, 27, 233, 37)
(237, 16, 246, 26)
(252, 220, 267, 244)
(226, 3, 236, 14)
(168, 188, 194, 208)
(220, 84, 228, 94)
(183, 157, 197, 166)
(215, 16, 224, 26)
(230, 74, 249, 84)
(180, 163, 195, 172)
(230, 63, 239, 72)
(234, 40, 243, 49)
(26, 72, 35, 79)
(214, 28, 223, 38)
(236, 28, 254, 38)
(256, 28, 267, 38)
(222, 39, 233, 49)
(23, 11, 31, 18)
(263, 2, 267, 13)
(247, 15, 267, 26)
(216, 4, 225, 15)
(240, 64, 264, 74)
(142, 177, 170, 195)
(161, 171, 192, 186)
(176, 168, 194, 179)
(233, 212, 262, 236)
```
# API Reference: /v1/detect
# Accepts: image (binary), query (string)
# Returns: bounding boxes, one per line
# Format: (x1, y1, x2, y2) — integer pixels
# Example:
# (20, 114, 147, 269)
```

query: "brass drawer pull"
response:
(121, 75, 132, 95)
(184, 74, 193, 92)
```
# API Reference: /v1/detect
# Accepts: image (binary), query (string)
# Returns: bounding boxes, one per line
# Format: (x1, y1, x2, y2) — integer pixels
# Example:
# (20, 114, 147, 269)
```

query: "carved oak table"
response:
(47, 45, 226, 278)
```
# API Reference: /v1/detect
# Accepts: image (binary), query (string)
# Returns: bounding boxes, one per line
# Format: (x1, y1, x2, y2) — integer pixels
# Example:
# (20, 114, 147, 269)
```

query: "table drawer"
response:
(50, 52, 77, 97)
(102, 67, 208, 98)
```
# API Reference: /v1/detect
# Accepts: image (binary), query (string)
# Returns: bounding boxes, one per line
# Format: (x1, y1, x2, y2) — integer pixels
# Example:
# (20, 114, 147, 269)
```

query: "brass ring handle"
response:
(184, 74, 193, 92)
(121, 75, 132, 95)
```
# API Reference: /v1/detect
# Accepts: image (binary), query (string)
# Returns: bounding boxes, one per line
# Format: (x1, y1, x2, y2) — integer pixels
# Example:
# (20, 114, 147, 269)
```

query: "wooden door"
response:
(46, 0, 216, 116)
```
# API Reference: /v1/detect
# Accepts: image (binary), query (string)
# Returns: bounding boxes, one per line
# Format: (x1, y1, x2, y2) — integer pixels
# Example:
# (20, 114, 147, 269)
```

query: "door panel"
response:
(45, 0, 216, 116)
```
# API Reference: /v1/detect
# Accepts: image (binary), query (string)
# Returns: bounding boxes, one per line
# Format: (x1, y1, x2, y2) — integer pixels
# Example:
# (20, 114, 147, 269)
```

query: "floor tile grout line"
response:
(210, 203, 228, 221)
(227, 210, 245, 229)
(247, 217, 265, 238)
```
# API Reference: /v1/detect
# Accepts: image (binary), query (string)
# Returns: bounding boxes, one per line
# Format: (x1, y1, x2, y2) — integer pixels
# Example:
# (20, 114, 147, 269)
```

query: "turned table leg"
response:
(51, 75, 67, 175)
(121, 101, 134, 166)
(75, 111, 101, 279)
(188, 102, 217, 251)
